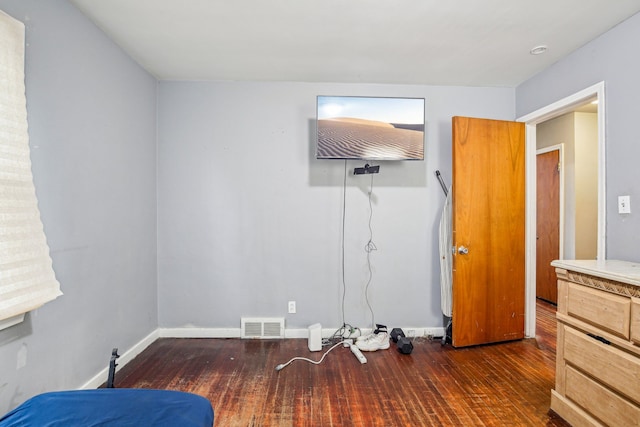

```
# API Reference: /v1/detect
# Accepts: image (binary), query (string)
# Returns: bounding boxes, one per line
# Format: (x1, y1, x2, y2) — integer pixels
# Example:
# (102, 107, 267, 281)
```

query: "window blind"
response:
(0, 10, 62, 323)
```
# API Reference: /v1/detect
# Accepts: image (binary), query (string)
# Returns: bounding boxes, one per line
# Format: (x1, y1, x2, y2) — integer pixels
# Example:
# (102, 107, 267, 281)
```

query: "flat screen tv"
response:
(316, 96, 425, 161)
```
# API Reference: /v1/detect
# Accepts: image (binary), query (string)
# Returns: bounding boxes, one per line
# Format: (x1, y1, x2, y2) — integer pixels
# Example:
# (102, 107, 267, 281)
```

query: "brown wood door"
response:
(536, 149, 560, 304)
(451, 117, 526, 347)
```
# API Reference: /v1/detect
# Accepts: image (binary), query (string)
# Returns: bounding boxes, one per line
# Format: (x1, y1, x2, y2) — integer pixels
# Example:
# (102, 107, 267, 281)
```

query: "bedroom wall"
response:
(574, 112, 598, 259)
(537, 112, 599, 260)
(517, 11, 640, 262)
(157, 82, 515, 332)
(0, 0, 157, 412)
(537, 113, 576, 260)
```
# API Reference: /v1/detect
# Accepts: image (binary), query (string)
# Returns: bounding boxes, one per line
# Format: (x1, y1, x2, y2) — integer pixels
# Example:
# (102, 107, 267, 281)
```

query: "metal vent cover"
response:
(241, 317, 285, 339)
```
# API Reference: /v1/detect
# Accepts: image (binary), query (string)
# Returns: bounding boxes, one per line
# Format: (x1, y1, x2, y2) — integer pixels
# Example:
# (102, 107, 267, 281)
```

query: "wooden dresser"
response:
(550, 259, 640, 427)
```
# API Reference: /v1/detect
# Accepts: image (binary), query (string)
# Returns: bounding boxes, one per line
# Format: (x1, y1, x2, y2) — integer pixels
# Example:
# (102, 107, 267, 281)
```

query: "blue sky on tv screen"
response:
(317, 96, 424, 125)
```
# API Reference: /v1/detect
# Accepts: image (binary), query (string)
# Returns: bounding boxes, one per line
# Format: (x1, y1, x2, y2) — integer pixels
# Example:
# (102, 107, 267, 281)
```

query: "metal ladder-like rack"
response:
(435, 170, 452, 346)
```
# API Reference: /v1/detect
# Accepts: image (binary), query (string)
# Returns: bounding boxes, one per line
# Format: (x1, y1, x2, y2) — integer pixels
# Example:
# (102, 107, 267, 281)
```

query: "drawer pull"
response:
(587, 333, 611, 345)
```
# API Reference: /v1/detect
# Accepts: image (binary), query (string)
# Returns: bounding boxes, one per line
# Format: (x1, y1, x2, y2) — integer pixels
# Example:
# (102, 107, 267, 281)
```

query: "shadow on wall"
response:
(307, 119, 429, 188)
(0, 313, 33, 348)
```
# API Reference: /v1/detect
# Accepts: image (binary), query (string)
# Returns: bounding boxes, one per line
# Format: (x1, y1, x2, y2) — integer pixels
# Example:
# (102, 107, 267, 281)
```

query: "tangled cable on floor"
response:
(275, 341, 347, 371)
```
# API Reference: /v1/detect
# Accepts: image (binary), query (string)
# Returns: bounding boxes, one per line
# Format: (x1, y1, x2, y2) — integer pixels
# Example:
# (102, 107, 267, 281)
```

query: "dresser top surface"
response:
(551, 259, 640, 287)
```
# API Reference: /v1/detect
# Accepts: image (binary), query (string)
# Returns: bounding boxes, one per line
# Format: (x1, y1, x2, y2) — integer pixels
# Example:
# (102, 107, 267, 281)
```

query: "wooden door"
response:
(451, 117, 525, 348)
(536, 149, 560, 303)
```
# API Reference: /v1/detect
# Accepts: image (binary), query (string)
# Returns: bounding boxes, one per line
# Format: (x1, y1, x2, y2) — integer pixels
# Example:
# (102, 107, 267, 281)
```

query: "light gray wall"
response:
(157, 82, 515, 331)
(0, 0, 157, 412)
(537, 113, 576, 259)
(574, 112, 598, 259)
(517, 12, 640, 262)
(537, 112, 599, 260)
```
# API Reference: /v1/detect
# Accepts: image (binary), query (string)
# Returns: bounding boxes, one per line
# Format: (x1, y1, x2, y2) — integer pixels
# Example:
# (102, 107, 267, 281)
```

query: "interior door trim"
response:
(518, 81, 606, 338)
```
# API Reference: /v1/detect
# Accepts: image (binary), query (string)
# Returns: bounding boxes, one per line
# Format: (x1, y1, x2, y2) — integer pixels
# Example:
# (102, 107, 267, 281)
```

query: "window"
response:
(0, 10, 62, 329)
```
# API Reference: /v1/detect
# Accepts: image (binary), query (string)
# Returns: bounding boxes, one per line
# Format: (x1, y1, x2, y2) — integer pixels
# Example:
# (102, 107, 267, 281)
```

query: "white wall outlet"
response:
(618, 195, 631, 214)
(406, 329, 416, 337)
(288, 301, 296, 314)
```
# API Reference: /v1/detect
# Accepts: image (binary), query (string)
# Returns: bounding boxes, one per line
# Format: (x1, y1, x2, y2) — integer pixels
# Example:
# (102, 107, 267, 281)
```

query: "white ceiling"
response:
(69, 0, 640, 87)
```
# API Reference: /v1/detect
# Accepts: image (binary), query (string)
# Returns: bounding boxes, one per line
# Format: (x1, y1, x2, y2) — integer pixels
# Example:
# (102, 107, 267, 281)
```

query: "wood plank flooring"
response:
(114, 300, 568, 426)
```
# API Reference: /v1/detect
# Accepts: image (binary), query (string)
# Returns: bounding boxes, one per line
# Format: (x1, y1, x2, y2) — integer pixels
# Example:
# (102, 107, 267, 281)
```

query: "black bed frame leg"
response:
(106, 348, 120, 388)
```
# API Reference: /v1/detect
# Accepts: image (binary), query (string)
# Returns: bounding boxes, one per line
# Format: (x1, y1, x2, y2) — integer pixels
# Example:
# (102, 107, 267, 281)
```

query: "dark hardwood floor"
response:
(114, 300, 568, 426)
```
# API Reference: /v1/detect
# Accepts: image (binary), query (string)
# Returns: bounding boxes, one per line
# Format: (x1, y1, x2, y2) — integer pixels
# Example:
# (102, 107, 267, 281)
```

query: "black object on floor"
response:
(397, 337, 413, 354)
(390, 328, 405, 343)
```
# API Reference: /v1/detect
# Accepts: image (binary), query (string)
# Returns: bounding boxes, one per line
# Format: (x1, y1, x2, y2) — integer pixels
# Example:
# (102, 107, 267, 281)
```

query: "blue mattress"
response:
(0, 389, 213, 427)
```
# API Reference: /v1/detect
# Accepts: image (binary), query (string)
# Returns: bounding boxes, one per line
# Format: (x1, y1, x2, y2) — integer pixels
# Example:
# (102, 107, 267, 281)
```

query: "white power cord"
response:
(275, 341, 346, 371)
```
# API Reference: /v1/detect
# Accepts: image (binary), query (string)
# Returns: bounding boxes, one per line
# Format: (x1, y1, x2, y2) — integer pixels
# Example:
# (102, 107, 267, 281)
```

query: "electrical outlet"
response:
(406, 329, 416, 337)
(287, 301, 296, 314)
(618, 195, 631, 214)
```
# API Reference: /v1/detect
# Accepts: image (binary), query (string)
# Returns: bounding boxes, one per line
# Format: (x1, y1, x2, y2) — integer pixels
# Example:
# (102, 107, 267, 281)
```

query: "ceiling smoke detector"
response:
(530, 45, 548, 55)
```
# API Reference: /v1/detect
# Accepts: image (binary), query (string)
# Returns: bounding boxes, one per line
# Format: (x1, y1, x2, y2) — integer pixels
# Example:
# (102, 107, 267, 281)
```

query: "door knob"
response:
(458, 245, 469, 255)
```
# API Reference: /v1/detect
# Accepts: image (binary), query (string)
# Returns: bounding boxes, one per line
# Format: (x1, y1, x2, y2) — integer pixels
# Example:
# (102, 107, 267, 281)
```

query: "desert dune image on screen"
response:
(316, 96, 425, 160)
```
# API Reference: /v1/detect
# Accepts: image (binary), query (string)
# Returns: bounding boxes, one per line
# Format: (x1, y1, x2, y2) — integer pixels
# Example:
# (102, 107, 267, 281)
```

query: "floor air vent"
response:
(241, 317, 285, 339)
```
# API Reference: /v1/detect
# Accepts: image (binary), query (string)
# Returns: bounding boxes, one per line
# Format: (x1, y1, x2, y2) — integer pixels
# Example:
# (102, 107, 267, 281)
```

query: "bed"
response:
(0, 388, 214, 427)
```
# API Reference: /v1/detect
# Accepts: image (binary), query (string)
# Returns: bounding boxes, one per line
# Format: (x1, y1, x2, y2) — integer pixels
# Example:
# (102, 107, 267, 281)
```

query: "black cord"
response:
(340, 160, 348, 329)
(325, 323, 362, 345)
(336, 161, 378, 338)
(324, 161, 364, 345)
(364, 171, 377, 329)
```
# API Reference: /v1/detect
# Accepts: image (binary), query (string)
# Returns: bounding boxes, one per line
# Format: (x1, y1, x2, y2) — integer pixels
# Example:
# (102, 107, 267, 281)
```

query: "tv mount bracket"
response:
(354, 163, 380, 175)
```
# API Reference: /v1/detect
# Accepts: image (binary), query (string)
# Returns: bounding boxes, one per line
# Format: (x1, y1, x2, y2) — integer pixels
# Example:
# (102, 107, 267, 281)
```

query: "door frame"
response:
(518, 81, 606, 337)
(536, 144, 565, 261)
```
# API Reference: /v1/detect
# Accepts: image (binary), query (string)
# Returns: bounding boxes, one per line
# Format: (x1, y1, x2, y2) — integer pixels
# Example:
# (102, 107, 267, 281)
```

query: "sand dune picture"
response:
(316, 96, 425, 160)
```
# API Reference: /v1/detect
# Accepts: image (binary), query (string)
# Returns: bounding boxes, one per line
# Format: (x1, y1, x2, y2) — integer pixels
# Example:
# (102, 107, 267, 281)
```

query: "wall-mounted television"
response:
(316, 96, 425, 161)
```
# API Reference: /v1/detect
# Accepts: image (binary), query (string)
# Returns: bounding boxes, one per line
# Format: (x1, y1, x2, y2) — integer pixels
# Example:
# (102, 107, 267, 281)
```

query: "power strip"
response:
(349, 344, 367, 364)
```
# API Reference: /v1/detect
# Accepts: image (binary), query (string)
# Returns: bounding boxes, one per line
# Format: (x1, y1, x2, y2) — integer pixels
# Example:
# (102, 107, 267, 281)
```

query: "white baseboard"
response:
(159, 326, 446, 340)
(80, 329, 159, 389)
(158, 327, 240, 338)
(79, 324, 446, 388)
(286, 326, 446, 339)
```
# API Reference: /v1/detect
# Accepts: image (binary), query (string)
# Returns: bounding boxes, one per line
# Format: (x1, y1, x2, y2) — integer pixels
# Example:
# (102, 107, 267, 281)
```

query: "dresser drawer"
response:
(632, 298, 640, 346)
(567, 282, 631, 339)
(564, 326, 640, 405)
(565, 365, 640, 427)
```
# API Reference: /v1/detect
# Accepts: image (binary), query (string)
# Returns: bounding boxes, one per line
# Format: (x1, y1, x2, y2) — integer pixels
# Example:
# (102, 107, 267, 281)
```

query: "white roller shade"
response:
(0, 10, 62, 322)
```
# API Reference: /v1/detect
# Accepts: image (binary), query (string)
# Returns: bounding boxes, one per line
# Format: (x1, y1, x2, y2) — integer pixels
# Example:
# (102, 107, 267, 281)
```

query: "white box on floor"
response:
(308, 323, 322, 352)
